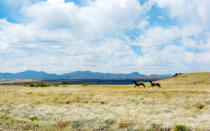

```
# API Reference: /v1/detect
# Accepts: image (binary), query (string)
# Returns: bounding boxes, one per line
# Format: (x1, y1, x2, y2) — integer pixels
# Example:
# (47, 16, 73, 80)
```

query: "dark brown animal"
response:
(149, 81, 161, 87)
(133, 80, 145, 88)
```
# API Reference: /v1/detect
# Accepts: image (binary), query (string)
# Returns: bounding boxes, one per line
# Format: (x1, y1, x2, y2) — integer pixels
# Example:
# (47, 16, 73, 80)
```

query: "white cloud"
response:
(0, 37, 141, 73)
(137, 20, 149, 30)
(0, 42, 8, 50)
(20, 0, 143, 40)
(135, 24, 203, 47)
(0, 0, 210, 74)
(133, 22, 210, 73)
(153, 0, 210, 26)
(0, 0, 148, 74)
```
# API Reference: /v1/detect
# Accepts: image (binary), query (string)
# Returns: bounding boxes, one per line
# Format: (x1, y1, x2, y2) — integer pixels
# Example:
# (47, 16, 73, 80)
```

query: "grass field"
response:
(0, 79, 39, 84)
(0, 73, 210, 130)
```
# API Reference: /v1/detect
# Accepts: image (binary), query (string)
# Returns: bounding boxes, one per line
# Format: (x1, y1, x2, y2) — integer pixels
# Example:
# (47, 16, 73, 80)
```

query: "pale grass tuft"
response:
(56, 120, 70, 129)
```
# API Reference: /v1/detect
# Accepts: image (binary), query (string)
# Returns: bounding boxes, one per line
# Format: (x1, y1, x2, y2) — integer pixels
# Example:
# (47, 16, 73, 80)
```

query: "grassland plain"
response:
(0, 73, 210, 131)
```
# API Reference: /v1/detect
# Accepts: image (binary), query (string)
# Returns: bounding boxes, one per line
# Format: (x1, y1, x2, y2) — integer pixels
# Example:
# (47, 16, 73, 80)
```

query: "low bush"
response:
(100, 101, 106, 104)
(119, 121, 130, 128)
(82, 84, 89, 86)
(56, 120, 70, 129)
(29, 116, 39, 121)
(26, 92, 32, 95)
(175, 125, 187, 131)
(61, 81, 69, 85)
(196, 103, 204, 109)
(28, 81, 51, 87)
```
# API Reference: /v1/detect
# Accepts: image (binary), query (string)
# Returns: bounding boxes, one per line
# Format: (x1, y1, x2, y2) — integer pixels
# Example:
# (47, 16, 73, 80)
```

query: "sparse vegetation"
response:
(119, 121, 130, 128)
(61, 81, 69, 85)
(0, 73, 210, 130)
(173, 73, 183, 77)
(100, 101, 106, 104)
(28, 81, 51, 87)
(175, 125, 187, 131)
(82, 83, 89, 86)
(196, 103, 205, 109)
(56, 120, 70, 129)
(29, 116, 39, 121)
(26, 92, 32, 95)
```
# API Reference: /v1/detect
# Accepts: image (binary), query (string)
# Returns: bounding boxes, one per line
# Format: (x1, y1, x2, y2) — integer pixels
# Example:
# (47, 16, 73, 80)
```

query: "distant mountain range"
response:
(0, 70, 172, 80)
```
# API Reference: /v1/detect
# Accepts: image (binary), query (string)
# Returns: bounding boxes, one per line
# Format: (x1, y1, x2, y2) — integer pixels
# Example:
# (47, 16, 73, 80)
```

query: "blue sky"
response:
(0, 0, 210, 74)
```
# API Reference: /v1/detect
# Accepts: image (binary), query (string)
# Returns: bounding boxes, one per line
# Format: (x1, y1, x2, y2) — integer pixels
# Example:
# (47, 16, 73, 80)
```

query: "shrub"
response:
(30, 116, 39, 121)
(56, 120, 70, 129)
(0, 115, 9, 120)
(82, 84, 89, 86)
(173, 73, 179, 77)
(52, 83, 59, 87)
(173, 73, 183, 77)
(65, 101, 71, 104)
(175, 125, 187, 131)
(100, 101, 106, 104)
(37, 82, 51, 87)
(61, 81, 69, 85)
(150, 123, 162, 130)
(33, 100, 41, 105)
(105, 119, 115, 125)
(119, 121, 130, 128)
(28, 81, 51, 87)
(26, 92, 32, 95)
(29, 83, 35, 87)
(196, 103, 204, 109)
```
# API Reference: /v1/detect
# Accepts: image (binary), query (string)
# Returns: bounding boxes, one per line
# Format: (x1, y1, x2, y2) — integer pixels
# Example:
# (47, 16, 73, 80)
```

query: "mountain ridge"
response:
(0, 70, 172, 80)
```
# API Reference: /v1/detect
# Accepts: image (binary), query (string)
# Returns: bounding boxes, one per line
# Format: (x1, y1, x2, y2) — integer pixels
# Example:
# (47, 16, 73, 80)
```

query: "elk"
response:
(149, 81, 161, 87)
(133, 80, 145, 88)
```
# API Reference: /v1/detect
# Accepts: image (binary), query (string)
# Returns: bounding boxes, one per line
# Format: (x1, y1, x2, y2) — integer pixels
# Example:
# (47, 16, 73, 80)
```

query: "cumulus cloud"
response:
(137, 20, 149, 30)
(0, 0, 146, 73)
(133, 23, 210, 73)
(153, 0, 210, 26)
(20, 0, 143, 39)
(0, 0, 210, 74)
(136, 24, 203, 47)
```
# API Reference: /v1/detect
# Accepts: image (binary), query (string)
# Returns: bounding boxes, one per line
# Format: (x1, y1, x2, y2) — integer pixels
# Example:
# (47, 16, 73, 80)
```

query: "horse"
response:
(149, 81, 161, 87)
(133, 80, 145, 88)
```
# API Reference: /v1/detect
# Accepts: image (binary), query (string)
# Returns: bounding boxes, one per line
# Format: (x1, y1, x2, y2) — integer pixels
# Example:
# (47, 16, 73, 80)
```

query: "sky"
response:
(0, 0, 210, 74)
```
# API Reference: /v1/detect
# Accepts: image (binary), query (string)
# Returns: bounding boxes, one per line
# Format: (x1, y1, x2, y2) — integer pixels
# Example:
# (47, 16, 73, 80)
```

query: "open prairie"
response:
(0, 73, 210, 131)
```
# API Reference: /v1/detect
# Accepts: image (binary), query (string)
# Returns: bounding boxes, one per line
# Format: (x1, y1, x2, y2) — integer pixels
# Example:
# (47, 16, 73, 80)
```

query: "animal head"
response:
(133, 80, 137, 83)
(149, 81, 152, 83)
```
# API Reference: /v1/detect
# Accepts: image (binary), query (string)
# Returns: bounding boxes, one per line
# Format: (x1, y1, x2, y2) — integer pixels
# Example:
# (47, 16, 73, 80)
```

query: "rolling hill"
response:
(0, 70, 171, 80)
(159, 72, 210, 85)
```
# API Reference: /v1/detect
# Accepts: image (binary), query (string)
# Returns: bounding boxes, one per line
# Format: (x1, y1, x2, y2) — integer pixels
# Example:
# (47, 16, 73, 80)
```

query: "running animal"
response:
(133, 80, 145, 88)
(149, 81, 161, 87)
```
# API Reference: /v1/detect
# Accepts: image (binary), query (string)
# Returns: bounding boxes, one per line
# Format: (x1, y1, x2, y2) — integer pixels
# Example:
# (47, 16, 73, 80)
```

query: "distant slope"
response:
(0, 70, 58, 79)
(0, 70, 172, 80)
(159, 72, 210, 85)
(61, 71, 146, 79)
(0, 70, 155, 80)
(0, 79, 39, 84)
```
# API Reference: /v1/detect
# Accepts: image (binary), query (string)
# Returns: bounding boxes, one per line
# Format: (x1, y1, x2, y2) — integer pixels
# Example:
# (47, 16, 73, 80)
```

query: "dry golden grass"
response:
(0, 79, 39, 84)
(0, 72, 210, 130)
